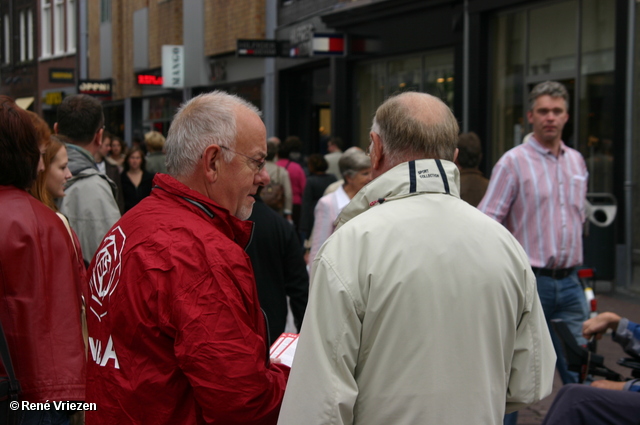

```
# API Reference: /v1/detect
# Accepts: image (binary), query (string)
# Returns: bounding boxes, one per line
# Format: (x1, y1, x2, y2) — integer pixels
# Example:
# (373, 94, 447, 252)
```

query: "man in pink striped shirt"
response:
(479, 81, 589, 386)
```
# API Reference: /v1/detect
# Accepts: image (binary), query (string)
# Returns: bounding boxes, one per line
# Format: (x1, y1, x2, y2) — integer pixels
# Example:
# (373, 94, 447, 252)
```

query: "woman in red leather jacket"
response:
(0, 96, 85, 425)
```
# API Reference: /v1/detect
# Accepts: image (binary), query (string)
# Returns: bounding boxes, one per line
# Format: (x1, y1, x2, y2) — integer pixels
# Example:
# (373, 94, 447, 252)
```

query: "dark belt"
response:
(531, 267, 575, 280)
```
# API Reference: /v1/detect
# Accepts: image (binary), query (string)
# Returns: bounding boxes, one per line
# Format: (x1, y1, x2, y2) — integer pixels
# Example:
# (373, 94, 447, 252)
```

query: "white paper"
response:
(270, 333, 299, 367)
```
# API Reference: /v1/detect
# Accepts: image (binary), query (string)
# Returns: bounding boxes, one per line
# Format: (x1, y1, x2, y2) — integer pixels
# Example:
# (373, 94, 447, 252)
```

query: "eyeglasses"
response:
(220, 146, 266, 172)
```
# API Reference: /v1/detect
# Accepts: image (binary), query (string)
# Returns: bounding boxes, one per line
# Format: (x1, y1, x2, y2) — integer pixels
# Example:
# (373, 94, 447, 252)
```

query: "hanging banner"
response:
(162, 45, 184, 89)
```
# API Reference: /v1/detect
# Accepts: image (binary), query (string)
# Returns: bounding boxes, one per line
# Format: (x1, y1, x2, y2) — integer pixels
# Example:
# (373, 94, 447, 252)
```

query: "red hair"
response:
(30, 135, 67, 210)
(0, 96, 40, 189)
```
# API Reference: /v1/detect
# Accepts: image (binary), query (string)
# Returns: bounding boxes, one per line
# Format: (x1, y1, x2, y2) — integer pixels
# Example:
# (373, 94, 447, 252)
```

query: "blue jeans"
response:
(536, 271, 589, 384)
(504, 411, 518, 425)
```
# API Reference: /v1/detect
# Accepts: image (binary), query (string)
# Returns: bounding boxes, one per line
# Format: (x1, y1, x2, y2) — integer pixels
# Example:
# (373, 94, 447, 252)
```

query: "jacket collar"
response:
(64, 144, 118, 193)
(66, 143, 98, 174)
(152, 173, 254, 249)
(336, 159, 460, 229)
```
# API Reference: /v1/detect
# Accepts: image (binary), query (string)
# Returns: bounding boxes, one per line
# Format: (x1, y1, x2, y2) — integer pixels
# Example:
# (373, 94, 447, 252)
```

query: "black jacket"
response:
(121, 170, 155, 212)
(246, 197, 309, 345)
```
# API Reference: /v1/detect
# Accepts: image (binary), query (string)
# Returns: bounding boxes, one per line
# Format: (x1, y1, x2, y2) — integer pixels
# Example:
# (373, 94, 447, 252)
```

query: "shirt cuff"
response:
(614, 317, 629, 337)
(623, 378, 640, 391)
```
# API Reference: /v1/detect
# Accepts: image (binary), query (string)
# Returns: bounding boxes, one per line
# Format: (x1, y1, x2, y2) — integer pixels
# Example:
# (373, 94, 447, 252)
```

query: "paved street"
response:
(517, 285, 640, 424)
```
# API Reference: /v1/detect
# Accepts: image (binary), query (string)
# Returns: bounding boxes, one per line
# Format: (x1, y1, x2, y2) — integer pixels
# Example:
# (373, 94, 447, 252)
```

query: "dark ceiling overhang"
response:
(321, 0, 457, 28)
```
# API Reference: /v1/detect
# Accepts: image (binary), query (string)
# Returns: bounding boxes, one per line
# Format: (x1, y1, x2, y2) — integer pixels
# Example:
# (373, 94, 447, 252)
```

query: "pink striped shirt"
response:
(478, 134, 588, 269)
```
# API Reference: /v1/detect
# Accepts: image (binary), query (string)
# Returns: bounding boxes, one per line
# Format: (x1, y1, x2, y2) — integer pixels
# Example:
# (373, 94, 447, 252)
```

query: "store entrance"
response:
(279, 63, 331, 156)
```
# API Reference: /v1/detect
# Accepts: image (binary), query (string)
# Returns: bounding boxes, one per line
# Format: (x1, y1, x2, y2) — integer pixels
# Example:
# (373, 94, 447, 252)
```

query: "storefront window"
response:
(388, 57, 421, 93)
(354, 49, 454, 148)
(633, 1, 640, 275)
(580, 0, 615, 194)
(489, 11, 526, 161)
(355, 62, 386, 148)
(529, 1, 577, 76)
(143, 95, 183, 136)
(423, 50, 455, 108)
(490, 0, 615, 174)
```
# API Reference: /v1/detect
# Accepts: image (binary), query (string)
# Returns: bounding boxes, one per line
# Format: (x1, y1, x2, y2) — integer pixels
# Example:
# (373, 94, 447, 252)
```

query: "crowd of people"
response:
(1, 82, 638, 425)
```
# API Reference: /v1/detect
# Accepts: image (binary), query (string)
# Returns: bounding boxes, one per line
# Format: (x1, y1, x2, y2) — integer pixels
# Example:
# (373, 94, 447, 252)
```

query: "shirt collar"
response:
(526, 133, 567, 156)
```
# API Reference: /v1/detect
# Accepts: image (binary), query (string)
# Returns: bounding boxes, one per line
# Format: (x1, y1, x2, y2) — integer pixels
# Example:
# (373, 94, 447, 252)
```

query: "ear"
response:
(202, 144, 222, 184)
(527, 110, 534, 124)
(452, 148, 459, 164)
(93, 128, 104, 147)
(370, 131, 384, 170)
(53, 122, 59, 134)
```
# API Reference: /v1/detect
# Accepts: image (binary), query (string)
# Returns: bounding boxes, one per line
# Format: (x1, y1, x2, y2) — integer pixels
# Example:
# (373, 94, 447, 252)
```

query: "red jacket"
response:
(85, 173, 289, 425)
(0, 186, 86, 402)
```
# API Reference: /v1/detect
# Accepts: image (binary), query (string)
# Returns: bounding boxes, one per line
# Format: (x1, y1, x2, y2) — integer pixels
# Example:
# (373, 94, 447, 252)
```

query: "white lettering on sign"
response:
(79, 81, 111, 93)
(162, 45, 184, 88)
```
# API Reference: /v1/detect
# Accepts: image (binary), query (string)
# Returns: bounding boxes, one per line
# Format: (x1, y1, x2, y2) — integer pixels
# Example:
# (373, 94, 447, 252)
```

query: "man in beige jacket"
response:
(277, 92, 556, 425)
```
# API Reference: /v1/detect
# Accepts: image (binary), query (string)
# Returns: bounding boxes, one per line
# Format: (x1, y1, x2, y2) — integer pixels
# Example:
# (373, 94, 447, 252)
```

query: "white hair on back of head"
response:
(165, 91, 260, 178)
(371, 92, 459, 165)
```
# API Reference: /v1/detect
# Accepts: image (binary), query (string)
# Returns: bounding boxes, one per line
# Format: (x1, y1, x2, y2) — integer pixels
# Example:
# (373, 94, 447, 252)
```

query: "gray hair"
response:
(338, 148, 371, 179)
(371, 92, 459, 164)
(165, 91, 260, 177)
(528, 81, 570, 111)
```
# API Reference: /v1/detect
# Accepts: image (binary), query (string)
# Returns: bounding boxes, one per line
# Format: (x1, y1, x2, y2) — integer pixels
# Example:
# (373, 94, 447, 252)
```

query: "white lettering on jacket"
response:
(89, 335, 120, 369)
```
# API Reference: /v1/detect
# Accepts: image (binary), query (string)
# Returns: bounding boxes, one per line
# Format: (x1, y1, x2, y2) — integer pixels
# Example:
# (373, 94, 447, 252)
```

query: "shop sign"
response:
(289, 23, 314, 58)
(78, 79, 112, 99)
(237, 39, 279, 57)
(162, 45, 184, 89)
(137, 74, 163, 85)
(44, 91, 64, 105)
(312, 34, 345, 56)
(49, 68, 75, 83)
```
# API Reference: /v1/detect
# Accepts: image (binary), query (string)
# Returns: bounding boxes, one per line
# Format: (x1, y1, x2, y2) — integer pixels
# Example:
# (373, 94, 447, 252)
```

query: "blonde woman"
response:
(145, 130, 167, 174)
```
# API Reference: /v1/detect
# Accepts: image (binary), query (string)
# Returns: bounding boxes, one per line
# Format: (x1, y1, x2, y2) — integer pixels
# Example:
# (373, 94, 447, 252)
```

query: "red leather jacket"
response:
(85, 174, 289, 425)
(0, 186, 86, 402)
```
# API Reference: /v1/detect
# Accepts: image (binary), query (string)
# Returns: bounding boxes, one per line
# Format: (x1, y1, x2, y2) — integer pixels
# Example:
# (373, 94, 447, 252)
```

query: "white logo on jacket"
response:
(89, 226, 126, 321)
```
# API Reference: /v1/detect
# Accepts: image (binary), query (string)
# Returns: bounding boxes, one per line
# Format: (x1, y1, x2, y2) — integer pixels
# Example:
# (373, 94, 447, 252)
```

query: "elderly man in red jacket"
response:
(85, 91, 289, 425)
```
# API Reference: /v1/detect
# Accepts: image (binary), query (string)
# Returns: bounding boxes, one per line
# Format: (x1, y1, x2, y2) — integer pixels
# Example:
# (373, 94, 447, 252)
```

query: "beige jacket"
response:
(277, 159, 555, 425)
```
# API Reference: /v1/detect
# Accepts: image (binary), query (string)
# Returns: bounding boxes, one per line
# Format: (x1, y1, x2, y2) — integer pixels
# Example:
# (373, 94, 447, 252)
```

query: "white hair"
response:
(165, 91, 260, 177)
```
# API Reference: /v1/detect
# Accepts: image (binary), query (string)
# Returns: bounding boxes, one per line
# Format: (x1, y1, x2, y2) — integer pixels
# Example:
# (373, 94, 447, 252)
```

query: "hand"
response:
(583, 312, 621, 340)
(590, 380, 626, 391)
(270, 357, 282, 365)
